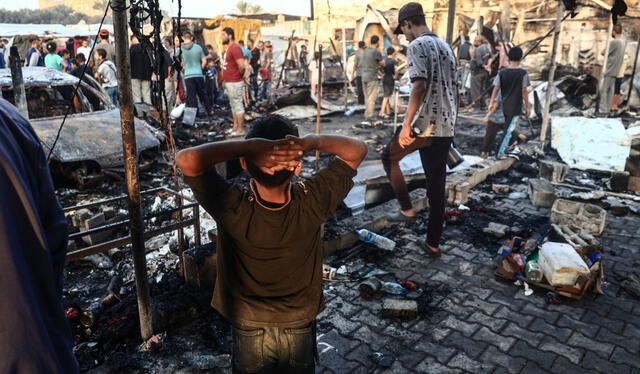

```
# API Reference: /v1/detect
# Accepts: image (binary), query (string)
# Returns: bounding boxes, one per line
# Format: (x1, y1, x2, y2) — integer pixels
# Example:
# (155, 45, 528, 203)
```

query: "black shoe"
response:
(386, 211, 417, 223)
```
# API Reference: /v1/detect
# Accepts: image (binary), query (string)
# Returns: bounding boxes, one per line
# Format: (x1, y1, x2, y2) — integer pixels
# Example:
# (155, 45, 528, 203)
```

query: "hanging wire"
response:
(47, 0, 113, 161)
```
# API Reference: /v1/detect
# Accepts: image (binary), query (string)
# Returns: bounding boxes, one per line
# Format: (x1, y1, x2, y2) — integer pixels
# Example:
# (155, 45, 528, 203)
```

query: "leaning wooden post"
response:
(9, 46, 28, 117)
(112, 0, 154, 341)
(315, 44, 323, 171)
(540, 0, 564, 143)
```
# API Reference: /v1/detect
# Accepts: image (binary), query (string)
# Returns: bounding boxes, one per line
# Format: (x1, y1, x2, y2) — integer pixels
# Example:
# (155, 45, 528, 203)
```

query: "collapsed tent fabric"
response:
(551, 117, 631, 171)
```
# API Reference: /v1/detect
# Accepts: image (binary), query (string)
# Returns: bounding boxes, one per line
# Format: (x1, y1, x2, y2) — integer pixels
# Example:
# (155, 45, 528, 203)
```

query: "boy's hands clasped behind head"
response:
(245, 136, 315, 175)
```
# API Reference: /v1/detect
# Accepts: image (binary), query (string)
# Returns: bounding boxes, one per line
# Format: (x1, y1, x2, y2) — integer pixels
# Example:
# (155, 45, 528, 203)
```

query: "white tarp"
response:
(551, 117, 631, 171)
(343, 152, 483, 214)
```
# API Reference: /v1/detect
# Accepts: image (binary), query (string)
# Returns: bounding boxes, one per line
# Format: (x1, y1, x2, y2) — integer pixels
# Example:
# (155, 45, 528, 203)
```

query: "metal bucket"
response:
(447, 144, 465, 169)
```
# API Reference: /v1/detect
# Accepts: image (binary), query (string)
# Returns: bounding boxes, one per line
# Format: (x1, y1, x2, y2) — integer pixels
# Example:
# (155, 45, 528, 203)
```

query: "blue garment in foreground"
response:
(0, 98, 79, 374)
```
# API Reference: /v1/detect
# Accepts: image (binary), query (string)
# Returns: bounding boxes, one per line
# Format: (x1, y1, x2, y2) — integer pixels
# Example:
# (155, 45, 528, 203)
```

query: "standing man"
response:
(162, 36, 177, 111)
(361, 35, 385, 125)
(92, 29, 115, 66)
(353, 41, 366, 105)
(25, 37, 44, 67)
(0, 97, 79, 374)
(379, 47, 397, 119)
(458, 35, 472, 104)
(482, 46, 531, 159)
(261, 41, 273, 71)
(0, 39, 6, 69)
(249, 40, 261, 101)
(382, 2, 458, 258)
(181, 31, 211, 117)
(600, 23, 626, 114)
(95, 49, 119, 107)
(469, 36, 491, 111)
(129, 35, 153, 105)
(76, 39, 92, 60)
(221, 27, 246, 136)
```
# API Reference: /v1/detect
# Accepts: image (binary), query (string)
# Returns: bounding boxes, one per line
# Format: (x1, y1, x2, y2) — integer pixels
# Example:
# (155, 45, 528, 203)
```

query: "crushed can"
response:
(358, 277, 382, 300)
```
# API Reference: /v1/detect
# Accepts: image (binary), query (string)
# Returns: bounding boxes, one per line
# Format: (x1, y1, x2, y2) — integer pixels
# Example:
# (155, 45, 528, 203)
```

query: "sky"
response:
(1, 0, 312, 18)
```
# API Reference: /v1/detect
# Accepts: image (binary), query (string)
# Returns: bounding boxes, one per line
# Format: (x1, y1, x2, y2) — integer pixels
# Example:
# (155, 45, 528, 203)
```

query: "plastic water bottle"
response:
(355, 229, 396, 251)
(344, 108, 355, 116)
(382, 282, 408, 295)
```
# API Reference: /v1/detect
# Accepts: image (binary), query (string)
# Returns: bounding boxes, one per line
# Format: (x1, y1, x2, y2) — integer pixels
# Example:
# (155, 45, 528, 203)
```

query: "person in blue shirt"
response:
(180, 31, 211, 116)
(238, 40, 252, 59)
(0, 97, 79, 374)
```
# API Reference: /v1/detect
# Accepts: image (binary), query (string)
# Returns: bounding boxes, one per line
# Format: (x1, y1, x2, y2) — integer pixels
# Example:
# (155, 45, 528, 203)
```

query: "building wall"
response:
(39, 0, 104, 17)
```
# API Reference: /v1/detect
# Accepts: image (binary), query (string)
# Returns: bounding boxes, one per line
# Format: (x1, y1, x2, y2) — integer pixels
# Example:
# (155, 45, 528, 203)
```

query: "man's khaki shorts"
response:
(224, 81, 245, 115)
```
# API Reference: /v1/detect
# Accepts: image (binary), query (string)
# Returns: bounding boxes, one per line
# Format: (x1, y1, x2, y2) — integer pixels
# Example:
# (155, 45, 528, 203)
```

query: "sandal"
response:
(419, 240, 441, 258)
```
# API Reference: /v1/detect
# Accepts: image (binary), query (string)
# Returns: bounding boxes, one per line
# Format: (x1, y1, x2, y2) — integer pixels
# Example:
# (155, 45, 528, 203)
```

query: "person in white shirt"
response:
(76, 39, 92, 61)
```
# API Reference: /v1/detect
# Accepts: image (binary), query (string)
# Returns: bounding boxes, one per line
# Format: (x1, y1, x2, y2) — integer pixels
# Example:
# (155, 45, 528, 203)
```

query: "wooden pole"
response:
(315, 45, 323, 171)
(540, 1, 564, 143)
(276, 30, 295, 89)
(8, 46, 28, 118)
(342, 28, 349, 110)
(595, 18, 614, 114)
(501, 0, 511, 42)
(446, 0, 457, 45)
(112, 0, 154, 341)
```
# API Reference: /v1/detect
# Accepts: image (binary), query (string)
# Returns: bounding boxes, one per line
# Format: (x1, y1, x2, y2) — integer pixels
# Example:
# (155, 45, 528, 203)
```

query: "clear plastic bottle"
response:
(525, 261, 543, 282)
(355, 229, 396, 251)
(382, 281, 408, 295)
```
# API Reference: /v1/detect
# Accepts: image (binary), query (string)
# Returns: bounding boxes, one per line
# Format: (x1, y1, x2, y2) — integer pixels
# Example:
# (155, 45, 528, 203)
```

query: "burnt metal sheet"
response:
(31, 109, 161, 168)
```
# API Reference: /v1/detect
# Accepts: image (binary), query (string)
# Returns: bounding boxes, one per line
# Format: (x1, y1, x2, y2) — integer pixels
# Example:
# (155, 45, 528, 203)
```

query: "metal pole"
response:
(112, 0, 154, 341)
(276, 30, 295, 89)
(315, 44, 323, 171)
(595, 18, 614, 114)
(446, 0, 456, 45)
(540, 1, 564, 143)
(9, 46, 28, 117)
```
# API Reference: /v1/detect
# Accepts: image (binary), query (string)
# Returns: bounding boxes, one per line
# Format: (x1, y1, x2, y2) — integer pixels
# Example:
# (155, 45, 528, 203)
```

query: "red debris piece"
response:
(65, 307, 79, 319)
(444, 209, 464, 224)
(399, 280, 418, 292)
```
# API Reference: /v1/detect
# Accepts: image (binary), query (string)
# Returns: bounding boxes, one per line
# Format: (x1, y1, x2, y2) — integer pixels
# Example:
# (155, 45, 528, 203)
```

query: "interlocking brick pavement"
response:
(316, 169, 640, 374)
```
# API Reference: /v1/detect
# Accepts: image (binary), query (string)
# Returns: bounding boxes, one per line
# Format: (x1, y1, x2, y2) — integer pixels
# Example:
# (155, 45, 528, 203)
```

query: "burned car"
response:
(0, 67, 162, 186)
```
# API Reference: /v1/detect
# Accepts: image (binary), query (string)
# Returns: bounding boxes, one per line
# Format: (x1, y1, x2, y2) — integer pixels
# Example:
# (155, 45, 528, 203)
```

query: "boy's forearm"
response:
(404, 80, 427, 129)
(177, 139, 253, 177)
(308, 135, 367, 168)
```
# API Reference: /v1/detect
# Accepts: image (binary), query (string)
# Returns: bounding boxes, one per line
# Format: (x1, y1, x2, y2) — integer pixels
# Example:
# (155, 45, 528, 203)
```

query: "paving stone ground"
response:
(315, 173, 640, 374)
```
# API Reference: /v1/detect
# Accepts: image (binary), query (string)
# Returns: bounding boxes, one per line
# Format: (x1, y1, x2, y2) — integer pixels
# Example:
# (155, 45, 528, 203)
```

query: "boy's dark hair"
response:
(60, 49, 70, 56)
(386, 47, 395, 55)
(238, 40, 245, 46)
(464, 35, 470, 42)
(370, 35, 379, 45)
(163, 36, 173, 46)
(403, 14, 427, 28)
(70, 58, 79, 67)
(244, 115, 300, 187)
(508, 46, 523, 62)
(313, 51, 321, 60)
(613, 23, 622, 34)
(358, 41, 365, 48)
(206, 44, 213, 50)
(46, 42, 57, 53)
(76, 53, 86, 63)
(183, 31, 193, 39)
(96, 48, 107, 59)
(222, 27, 235, 40)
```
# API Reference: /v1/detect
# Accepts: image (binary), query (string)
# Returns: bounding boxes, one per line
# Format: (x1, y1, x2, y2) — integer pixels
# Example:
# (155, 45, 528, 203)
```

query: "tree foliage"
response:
(235, 1, 263, 14)
(0, 5, 90, 24)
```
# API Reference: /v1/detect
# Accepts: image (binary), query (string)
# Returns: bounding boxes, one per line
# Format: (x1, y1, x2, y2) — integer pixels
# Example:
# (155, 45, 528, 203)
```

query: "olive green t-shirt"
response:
(184, 158, 356, 327)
